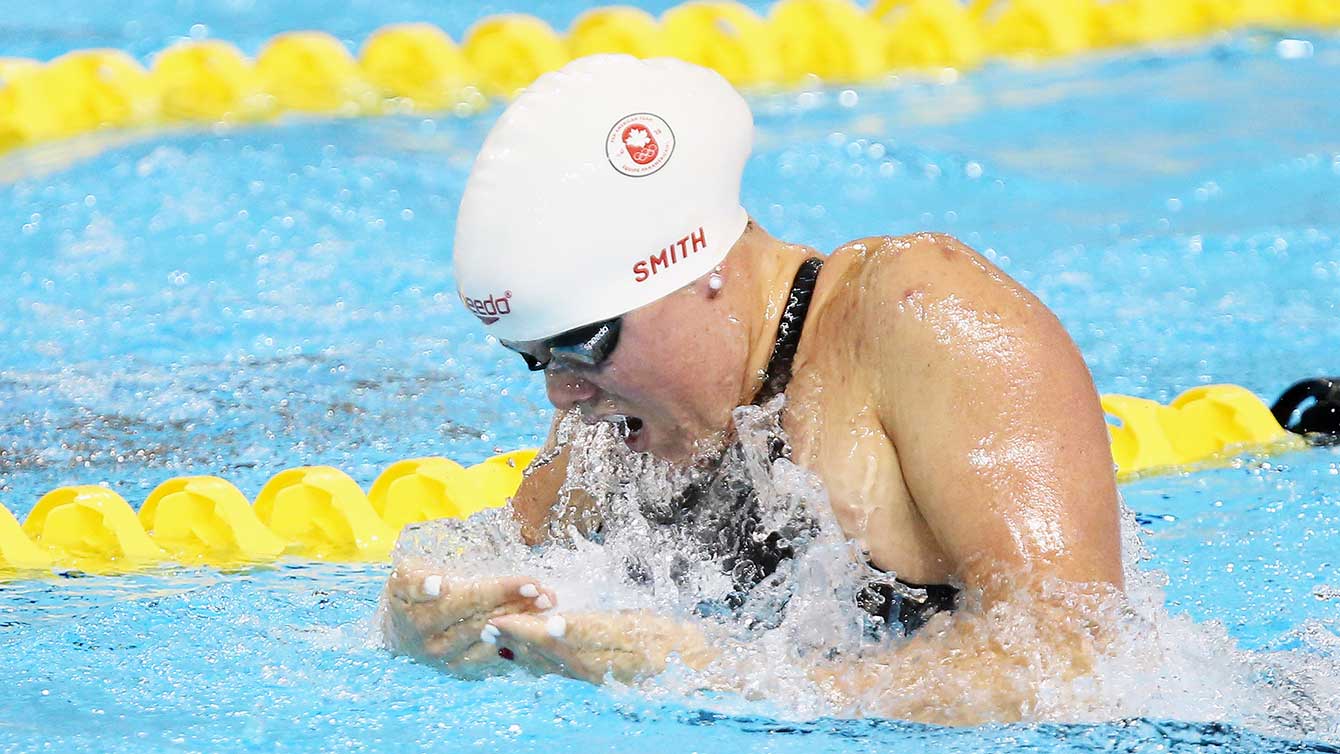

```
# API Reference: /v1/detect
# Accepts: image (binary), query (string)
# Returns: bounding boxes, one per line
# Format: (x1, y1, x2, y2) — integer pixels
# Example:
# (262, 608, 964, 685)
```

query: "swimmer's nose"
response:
(545, 369, 597, 411)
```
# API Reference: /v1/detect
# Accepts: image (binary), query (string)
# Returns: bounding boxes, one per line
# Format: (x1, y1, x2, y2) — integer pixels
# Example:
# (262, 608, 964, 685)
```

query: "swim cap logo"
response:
(461, 290, 512, 325)
(623, 126, 658, 165)
(607, 113, 675, 178)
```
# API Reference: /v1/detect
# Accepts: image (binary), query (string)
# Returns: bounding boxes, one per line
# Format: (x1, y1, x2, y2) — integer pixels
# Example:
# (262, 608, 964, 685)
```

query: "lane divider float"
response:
(1104, 383, 1301, 478)
(0, 0, 1335, 154)
(1, 383, 1328, 579)
(0, 449, 534, 577)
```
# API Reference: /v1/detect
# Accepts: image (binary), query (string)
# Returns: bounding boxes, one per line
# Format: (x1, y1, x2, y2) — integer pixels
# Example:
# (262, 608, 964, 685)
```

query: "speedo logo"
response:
(461, 290, 512, 324)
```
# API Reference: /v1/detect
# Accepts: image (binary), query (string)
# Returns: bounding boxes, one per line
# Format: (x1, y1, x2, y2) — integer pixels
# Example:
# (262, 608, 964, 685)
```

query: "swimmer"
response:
(383, 55, 1123, 723)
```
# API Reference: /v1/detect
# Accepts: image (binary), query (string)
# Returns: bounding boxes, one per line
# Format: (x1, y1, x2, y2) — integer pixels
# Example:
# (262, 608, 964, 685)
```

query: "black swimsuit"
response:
(673, 257, 959, 635)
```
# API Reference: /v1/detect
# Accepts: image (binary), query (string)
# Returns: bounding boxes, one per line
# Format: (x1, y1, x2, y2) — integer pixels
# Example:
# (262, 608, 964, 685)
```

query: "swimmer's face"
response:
(543, 278, 748, 464)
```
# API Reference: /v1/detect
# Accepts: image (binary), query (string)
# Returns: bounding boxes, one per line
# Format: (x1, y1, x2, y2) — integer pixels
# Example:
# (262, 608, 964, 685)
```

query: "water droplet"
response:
(1276, 39, 1314, 59)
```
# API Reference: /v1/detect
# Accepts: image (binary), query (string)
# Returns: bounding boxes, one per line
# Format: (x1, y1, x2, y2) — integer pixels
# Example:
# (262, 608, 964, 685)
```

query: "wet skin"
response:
(382, 226, 1124, 719)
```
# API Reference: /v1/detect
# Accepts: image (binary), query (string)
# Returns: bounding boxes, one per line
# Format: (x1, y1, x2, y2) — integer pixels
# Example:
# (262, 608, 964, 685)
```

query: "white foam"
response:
(385, 403, 1340, 741)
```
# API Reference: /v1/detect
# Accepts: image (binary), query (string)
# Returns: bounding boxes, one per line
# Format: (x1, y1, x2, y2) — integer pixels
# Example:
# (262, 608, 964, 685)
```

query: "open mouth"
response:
(594, 414, 647, 451)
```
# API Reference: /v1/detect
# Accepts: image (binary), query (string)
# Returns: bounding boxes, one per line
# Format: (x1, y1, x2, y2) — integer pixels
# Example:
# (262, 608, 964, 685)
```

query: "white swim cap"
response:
(454, 54, 753, 342)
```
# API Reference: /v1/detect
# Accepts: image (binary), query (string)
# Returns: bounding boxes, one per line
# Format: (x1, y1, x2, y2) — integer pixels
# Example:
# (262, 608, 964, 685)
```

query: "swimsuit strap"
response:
(753, 257, 824, 407)
(856, 577, 960, 636)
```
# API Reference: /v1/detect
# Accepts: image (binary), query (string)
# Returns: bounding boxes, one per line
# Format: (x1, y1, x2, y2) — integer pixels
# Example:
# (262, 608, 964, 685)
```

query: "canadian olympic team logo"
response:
(606, 113, 675, 177)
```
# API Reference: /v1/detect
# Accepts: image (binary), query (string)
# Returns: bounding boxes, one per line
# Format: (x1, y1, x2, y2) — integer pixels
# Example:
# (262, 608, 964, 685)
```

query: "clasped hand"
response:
(382, 565, 713, 684)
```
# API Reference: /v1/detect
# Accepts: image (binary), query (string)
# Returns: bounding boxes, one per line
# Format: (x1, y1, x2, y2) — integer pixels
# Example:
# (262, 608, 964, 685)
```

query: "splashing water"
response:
(384, 401, 1340, 741)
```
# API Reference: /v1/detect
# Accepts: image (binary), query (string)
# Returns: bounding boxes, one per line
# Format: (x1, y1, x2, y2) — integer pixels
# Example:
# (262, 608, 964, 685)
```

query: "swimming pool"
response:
(2, 3, 1340, 751)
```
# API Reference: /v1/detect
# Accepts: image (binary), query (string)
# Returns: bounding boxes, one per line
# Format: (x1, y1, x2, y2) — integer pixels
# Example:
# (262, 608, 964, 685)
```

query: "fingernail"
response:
(422, 574, 442, 598)
(534, 595, 553, 610)
(519, 583, 539, 598)
(545, 615, 567, 638)
(498, 647, 515, 661)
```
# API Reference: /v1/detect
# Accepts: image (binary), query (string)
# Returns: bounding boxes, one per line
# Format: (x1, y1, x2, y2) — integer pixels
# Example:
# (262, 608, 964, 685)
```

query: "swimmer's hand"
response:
(486, 610, 715, 685)
(381, 566, 558, 679)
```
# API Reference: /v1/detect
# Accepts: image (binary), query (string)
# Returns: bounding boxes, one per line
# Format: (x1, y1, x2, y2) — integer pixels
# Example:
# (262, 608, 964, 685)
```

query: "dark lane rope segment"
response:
(1273, 377, 1340, 446)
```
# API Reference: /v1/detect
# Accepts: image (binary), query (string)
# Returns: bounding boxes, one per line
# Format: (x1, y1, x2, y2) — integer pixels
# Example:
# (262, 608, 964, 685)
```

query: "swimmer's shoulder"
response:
(823, 231, 1044, 326)
(827, 231, 997, 285)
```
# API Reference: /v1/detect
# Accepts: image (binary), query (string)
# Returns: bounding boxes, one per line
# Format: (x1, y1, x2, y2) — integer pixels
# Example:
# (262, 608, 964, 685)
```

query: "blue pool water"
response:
(2, 5, 1340, 751)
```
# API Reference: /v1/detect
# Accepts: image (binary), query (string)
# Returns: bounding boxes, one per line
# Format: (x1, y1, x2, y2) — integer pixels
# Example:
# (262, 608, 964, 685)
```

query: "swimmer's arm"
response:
(805, 235, 1125, 724)
(485, 609, 717, 686)
(870, 233, 1124, 596)
(810, 581, 1117, 725)
(510, 412, 602, 545)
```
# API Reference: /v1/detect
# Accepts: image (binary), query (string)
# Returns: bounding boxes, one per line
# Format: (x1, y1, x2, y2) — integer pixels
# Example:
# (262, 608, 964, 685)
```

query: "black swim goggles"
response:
(499, 317, 622, 372)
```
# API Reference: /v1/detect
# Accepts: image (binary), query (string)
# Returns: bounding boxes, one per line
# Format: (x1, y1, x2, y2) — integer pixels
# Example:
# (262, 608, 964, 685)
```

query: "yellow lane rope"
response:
(0, 0, 1335, 153)
(0, 386, 1305, 577)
